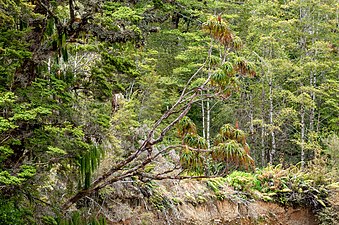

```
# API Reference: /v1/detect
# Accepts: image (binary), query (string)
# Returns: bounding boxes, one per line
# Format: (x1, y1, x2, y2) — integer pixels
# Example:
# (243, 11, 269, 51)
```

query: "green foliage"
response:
(212, 141, 245, 163)
(17, 165, 36, 179)
(0, 197, 29, 225)
(142, 181, 173, 211)
(0, 171, 22, 185)
(211, 124, 254, 171)
(54, 211, 107, 225)
(322, 134, 339, 180)
(242, 0, 338, 166)
(149, 190, 172, 211)
(226, 165, 331, 211)
(317, 206, 339, 225)
(206, 177, 227, 193)
(180, 146, 205, 174)
(226, 171, 258, 192)
(177, 116, 197, 137)
(183, 134, 207, 149)
(177, 118, 254, 175)
(78, 146, 104, 189)
(0, 1, 34, 87)
(0, 0, 338, 223)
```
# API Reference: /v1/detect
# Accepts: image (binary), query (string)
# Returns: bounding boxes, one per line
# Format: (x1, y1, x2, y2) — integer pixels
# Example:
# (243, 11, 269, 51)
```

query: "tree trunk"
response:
(48, 57, 51, 74)
(261, 78, 266, 167)
(201, 92, 206, 139)
(249, 90, 255, 161)
(269, 75, 276, 165)
(69, 0, 75, 23)
(301, 105, 305, 169)
(308, 72, 316, 161)
(206, 98, 211, 150)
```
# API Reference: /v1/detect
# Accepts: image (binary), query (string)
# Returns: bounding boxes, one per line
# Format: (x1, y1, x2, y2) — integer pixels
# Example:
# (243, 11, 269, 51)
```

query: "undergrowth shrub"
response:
(317, 206, 339, 225)
(226, 164, 330, 211)
(0, 197, 29, 225)
(141, 181, 173, 211)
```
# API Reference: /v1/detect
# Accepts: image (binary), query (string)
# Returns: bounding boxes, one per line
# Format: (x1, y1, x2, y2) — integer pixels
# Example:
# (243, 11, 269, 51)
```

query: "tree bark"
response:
(206, 98, 211, 150)
(300, 104, 305, 169)
(201, 95, 206, 139)
(249, 90, 255, 161)
(69, 0, 75, 23)
(261, 74, 266, 167)
(269, 75, 276, 165)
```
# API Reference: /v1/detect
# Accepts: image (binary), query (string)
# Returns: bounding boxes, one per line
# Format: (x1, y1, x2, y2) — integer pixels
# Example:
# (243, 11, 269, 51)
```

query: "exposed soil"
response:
(171, 200, 317, 225)
(109, 199, 317, 225)
(104, 179, 319, 225)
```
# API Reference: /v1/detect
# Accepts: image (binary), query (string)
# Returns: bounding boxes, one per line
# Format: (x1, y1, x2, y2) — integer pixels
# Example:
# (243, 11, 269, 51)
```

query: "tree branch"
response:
(62, 51, 214, 211)
(139, 173, 218, 181)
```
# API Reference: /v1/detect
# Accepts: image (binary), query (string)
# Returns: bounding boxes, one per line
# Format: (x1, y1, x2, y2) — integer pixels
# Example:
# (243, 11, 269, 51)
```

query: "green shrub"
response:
(226, 170, 259, 192)
(226, 165, 331, 211)
(0, 198, 27, 225)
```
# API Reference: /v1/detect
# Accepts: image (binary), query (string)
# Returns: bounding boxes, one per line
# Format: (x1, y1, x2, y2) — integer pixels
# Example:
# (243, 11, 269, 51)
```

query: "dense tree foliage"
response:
(0, 0, 337, 223)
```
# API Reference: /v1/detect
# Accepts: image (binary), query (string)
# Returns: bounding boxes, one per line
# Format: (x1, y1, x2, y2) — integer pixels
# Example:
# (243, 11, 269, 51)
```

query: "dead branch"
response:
(138, 173, 218, 181)
(62, 52, 217, 211)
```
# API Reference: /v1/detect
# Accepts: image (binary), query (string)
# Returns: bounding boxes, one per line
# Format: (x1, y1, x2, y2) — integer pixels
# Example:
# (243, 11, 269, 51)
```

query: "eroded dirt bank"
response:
(109, 199, 317, 225)
(105, 179, 319, 225)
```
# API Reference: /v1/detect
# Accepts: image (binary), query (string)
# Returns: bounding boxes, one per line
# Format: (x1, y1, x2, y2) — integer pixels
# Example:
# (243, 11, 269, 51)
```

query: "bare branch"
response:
(139, 173, 218, 181)
(180, 63, 206, 99)
(62, 46, 217, 211)
(151, 93, 197, 145)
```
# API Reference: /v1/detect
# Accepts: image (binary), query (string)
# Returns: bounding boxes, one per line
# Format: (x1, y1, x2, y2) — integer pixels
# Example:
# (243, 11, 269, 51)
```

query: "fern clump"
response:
(226, 165, 332, 212)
